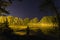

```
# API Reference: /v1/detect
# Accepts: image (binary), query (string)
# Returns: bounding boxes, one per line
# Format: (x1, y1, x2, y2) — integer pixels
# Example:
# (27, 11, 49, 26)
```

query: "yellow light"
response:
(0, 16, 59, 35)
(13, 32, 26, 35)
(0, 16, 6, 23)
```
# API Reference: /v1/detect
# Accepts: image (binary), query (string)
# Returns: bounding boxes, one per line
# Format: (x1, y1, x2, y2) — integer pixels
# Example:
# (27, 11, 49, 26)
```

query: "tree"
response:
(29, 17, 39, 23)
(13, 17, 19, 25)
(24, 18, 30, 25)
(19, 18, 24, 25)
(39, 0, 60, 25)
(0, 0, 23, 16)
(0, 0, 12, 16)
(39, 0, 59, 39)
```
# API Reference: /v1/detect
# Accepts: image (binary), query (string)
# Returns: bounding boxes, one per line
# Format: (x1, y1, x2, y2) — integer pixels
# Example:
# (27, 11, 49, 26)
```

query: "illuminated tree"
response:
(19, 18, 24, 25)
(39, 0, 59, 39)
(13, 17, 19, 25)
(7, 16, 14, 25)
(29, 17, 39, 23)
(39, 16, 59, 40)
(39, 0, 60, 30)
(24, 18, 30, 25)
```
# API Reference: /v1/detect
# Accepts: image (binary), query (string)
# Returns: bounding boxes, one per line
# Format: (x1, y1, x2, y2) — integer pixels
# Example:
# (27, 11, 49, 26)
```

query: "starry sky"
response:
(6, 0, 60, 19)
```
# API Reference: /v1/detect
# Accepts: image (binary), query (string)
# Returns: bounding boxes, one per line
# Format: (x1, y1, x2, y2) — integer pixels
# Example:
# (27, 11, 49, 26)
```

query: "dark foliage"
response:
(39, 0, 60, 40)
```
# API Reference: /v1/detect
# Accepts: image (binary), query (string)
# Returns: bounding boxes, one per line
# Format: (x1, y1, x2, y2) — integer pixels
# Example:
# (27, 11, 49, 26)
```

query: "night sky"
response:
(6, 0, 60, 19)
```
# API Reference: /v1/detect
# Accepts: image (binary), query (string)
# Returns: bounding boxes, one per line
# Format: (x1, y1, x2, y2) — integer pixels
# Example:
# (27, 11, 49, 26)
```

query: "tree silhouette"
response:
(0, 0, 12, 16)
(39, 0, 60, 26)
(0, 0, 22, 16)
(39, 0, 59, 38)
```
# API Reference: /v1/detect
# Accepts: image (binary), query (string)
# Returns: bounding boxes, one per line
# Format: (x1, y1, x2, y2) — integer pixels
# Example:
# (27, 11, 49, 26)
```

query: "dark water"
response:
(0, 31, 59, 40)
(0, 26, 59, 40)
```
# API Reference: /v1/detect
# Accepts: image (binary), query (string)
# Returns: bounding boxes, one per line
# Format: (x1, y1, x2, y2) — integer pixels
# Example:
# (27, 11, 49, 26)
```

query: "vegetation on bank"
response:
(0, 16, 59, 36)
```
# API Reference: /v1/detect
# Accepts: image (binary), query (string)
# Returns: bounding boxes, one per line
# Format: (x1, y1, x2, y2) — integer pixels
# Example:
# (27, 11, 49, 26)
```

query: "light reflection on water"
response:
(0, 16, 58, 36)
(9, 23, 58, 36)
